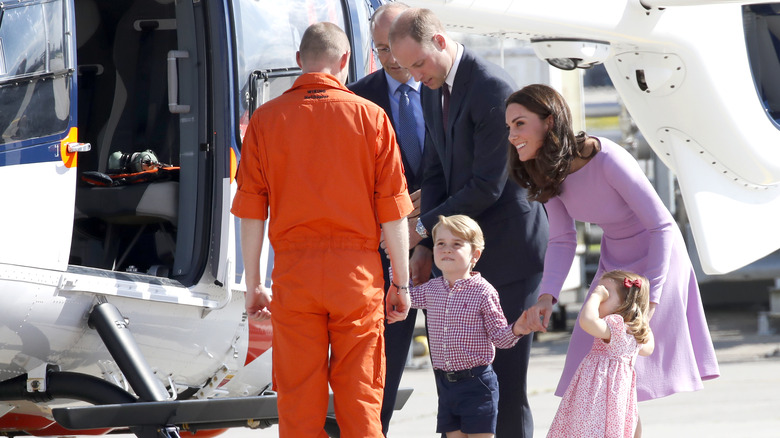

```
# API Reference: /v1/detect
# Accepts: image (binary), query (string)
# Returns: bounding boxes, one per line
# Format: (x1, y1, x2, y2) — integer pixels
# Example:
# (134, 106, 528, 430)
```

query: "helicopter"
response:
(405, 0, 780, 276)
(0, 0, 410, 437)
(1, 0, 778, 437)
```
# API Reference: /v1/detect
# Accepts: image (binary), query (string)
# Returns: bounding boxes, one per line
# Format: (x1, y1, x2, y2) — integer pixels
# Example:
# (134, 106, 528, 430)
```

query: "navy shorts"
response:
(434, 364, 499, 434)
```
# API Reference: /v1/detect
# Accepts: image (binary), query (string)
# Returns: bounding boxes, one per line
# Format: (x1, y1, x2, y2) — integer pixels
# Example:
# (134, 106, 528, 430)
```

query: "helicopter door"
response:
(0, 0, 77, 272)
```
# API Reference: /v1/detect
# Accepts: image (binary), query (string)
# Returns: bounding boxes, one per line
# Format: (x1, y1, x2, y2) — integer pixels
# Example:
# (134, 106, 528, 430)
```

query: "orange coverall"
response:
(231, 72, 413, 438)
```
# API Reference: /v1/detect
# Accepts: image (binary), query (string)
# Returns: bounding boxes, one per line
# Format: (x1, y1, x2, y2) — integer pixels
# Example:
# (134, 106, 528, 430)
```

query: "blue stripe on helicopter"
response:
(0, 133, 69, 167)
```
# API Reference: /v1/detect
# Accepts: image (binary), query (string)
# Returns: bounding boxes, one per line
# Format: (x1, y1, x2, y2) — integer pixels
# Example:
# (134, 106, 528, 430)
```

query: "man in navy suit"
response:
(348, 3, 426, 436)
(389, 8, 549, 438)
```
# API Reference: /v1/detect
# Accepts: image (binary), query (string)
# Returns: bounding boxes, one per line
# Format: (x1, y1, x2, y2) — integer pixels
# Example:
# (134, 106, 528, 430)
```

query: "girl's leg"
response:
(634, 416, 642, 438)
(445, 431, 467, 438)
(466, 434, 494, 438)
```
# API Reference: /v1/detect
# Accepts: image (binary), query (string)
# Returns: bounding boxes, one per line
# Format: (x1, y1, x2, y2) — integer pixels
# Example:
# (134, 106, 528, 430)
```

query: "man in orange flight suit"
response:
(231, 22, 413, 438)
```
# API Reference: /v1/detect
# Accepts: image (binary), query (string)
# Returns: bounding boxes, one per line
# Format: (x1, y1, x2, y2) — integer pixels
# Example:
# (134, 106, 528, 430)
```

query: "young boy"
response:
(394, 214, 533, 438)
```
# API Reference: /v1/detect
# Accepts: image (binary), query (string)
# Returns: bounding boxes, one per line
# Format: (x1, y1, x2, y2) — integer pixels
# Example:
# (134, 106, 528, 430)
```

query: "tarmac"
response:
(233, 307, 780, 437)
(388, 308, 780, 437)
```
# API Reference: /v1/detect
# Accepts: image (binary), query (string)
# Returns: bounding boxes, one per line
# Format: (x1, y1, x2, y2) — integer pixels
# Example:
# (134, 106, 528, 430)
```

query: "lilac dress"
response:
(542, 138, 719, 401)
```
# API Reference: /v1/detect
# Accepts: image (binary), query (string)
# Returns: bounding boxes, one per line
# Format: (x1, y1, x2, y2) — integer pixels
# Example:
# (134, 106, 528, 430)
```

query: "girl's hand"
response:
(592, 285, 610, 302)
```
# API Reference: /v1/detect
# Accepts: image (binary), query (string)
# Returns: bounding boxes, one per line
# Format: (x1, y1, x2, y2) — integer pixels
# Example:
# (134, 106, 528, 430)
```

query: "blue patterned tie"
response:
(397, 83, 422, 175)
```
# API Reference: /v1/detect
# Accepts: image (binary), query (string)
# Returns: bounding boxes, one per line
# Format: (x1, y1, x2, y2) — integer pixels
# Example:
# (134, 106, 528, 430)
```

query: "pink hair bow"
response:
(624, 278, 642, 289)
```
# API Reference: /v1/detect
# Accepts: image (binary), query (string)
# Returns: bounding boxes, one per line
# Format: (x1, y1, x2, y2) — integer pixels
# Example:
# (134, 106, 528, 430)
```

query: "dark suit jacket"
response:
(348, 70, 423, 191)
(419, 47, 548, 287)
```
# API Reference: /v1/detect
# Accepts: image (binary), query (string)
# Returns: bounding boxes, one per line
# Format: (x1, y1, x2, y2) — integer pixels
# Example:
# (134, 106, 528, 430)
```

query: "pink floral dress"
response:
(547, 314, 641, 438)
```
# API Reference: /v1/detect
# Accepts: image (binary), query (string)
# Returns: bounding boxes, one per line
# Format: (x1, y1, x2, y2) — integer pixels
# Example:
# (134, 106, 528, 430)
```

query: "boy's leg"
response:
(459, 366, 499, 436)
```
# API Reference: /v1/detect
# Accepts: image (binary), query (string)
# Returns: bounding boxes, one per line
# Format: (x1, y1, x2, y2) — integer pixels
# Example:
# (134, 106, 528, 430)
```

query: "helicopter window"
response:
(744, 3, 780, 126)
(0, 0, 70, 145)
(230, 0, 347, 144)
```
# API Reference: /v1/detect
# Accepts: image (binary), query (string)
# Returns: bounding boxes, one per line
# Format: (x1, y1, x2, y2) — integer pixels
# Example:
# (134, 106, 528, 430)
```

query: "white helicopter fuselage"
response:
(1, 0, 778, 436)
(407, 0, 780, 275)
(0, 0, 377, 435)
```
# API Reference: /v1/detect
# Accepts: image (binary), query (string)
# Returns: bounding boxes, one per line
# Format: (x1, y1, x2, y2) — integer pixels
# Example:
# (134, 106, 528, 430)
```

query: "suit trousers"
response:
(380, 307, 417, 435)
(270, 247, 385, 438)
(493, 273, 542, 438)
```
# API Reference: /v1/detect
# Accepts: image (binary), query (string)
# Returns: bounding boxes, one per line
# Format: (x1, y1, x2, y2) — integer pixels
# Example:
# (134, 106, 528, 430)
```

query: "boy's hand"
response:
(512, 310, 533, 336)
(386, 288, 411, 324)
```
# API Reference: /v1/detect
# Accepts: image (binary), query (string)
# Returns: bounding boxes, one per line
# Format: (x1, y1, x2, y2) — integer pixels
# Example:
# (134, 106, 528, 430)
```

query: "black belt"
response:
(435, 365, 488, 383)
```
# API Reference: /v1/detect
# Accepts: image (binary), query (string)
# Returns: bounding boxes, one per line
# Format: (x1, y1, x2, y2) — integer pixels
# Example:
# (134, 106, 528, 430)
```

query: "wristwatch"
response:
(415, 217, 428, 238)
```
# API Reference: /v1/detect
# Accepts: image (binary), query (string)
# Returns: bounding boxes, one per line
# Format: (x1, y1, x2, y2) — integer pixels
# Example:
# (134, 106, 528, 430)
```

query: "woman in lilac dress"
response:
(506, 84, 719, 436)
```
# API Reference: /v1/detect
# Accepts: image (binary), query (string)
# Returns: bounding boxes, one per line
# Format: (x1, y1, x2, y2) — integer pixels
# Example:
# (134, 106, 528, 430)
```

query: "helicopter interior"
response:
(70, 0, 181, 277)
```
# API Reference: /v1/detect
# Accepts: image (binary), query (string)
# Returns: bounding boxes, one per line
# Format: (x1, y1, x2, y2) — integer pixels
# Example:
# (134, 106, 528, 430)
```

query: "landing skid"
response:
(1, 301, 412, 438)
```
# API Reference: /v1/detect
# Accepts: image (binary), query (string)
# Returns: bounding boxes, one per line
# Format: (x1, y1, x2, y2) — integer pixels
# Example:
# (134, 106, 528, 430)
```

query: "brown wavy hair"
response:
(599, 270, 652, 344)
(505, 84, 596, 203)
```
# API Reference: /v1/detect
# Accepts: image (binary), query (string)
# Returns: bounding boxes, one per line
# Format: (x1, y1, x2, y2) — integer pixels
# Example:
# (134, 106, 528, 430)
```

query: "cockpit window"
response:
(0, 0, 70, 145)
(744, 4, 780, 126)
(230, 0, 347, 145)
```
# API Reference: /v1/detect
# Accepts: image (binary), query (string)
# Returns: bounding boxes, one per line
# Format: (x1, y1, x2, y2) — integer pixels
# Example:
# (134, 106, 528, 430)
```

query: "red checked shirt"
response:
(409, 273, 523, 372)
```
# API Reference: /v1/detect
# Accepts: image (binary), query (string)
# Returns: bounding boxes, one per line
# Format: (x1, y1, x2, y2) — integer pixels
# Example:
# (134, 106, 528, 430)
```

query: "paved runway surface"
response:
(218, 309, 780, 437)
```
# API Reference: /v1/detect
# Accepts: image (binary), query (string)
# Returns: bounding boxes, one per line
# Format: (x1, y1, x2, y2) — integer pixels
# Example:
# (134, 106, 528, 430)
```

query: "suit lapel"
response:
(441, 49, 474, 182)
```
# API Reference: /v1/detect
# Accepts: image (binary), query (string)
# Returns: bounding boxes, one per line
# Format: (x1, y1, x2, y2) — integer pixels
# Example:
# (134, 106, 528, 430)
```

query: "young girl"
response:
(394, 214, 533, 438)
(547, 270, 655, 438)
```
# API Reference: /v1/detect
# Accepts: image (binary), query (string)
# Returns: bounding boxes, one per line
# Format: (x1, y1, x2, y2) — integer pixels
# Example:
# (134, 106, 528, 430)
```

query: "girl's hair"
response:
(505, 84, 597, 203)
(599, 270, 652, 344)
(431, 214, 485, 253)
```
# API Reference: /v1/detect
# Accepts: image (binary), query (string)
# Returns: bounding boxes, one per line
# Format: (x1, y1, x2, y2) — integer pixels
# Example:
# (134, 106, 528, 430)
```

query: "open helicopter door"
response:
(0, 0, 79, 272)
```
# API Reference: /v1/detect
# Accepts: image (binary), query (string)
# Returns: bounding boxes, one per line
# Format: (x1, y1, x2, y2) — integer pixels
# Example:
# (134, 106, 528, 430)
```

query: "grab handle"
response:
(167, 50, 191, 114)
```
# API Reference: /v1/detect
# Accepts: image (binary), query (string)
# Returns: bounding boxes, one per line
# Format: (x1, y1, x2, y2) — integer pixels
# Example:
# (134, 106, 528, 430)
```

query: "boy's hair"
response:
(600, 270, 652, 344)
(431, 214, 485, 253)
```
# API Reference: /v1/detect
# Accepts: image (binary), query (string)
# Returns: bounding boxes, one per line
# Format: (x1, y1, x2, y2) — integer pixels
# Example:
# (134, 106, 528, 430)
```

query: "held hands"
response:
(525, 294, 555, 333)
(246, 285, 272, 321)
(386, 286, 411, 324)
(512, 309, 534, 337)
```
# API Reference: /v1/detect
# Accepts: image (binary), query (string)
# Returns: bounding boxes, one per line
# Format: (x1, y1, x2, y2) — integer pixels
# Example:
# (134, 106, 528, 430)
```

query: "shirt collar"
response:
(442, 271, 482, 289)
(444, 43, 464, 92)
(288, 72, 349, 94)
(384, 71, 421, 95)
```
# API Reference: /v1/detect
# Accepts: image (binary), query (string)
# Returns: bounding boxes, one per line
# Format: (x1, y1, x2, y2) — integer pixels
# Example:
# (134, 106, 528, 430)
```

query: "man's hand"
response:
(246, 285, 272, 321)
(410, 245, 433, 286)
(382, 189, 423, 255)
(386, 288, 411, 323)
(408, 189, 421, 219)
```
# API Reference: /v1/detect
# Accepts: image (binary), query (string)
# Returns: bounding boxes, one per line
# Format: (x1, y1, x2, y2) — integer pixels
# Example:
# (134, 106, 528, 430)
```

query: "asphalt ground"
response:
(98, 307, 780, 438)
(388, 308, 780, 437)
(222, 308, 780, 437)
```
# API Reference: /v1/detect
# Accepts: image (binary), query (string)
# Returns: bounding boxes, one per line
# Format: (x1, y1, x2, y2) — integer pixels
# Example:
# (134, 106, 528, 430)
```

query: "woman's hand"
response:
(526, 293, 555, 333)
